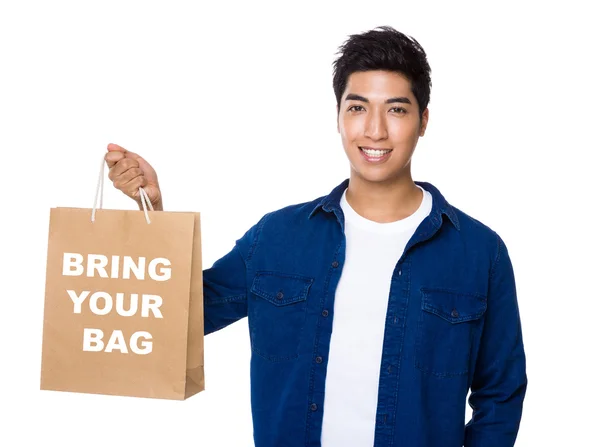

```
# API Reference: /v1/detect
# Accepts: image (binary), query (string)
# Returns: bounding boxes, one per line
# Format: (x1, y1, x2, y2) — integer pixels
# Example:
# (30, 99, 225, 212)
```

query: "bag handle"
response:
(91, 155, 154, 224)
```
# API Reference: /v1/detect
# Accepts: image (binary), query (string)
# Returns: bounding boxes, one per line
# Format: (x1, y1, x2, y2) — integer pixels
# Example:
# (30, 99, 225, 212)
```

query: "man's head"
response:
(332, 26, 432, 185)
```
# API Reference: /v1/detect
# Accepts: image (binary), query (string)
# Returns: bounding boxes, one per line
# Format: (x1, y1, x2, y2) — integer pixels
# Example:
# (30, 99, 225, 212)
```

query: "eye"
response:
(390, 107, 407, 114)
(348, 105, 365, 112)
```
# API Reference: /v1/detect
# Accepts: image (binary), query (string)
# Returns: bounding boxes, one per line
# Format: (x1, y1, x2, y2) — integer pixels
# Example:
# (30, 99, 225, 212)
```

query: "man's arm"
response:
(202, 215, 266, 335)
(464, 234, 527, 446)
(102, 142, 258, 334)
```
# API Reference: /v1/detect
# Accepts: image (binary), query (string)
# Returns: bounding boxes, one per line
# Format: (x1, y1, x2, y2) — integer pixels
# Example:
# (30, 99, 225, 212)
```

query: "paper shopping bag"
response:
(40, 160, 204, 400)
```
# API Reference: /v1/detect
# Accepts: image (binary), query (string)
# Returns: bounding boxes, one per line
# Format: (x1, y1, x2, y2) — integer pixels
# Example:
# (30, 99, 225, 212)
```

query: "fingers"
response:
(107, 157, 139, 180)
(112, 165, 143, 188)
(105, 143, 161, 208)
(105, 147, 144, 199)
(119, 174, 148, 200)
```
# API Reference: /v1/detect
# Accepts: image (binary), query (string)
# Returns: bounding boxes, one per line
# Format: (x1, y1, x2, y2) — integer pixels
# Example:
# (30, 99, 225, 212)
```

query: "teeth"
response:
(361, 148, 391, 157)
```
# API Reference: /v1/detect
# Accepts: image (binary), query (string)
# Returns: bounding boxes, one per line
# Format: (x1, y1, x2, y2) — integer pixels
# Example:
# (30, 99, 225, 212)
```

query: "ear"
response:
(419, 108, 429, 136)
(336, 104, 340, 133)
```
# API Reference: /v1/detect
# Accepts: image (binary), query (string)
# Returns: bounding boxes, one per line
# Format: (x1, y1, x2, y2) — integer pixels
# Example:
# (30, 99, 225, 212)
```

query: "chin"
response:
(352, 168, 401, 185)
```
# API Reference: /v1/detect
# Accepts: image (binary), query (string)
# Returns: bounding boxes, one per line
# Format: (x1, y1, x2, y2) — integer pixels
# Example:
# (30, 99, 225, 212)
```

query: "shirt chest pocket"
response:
(249, 271, 314, 362)
(415, 287, 487, 377)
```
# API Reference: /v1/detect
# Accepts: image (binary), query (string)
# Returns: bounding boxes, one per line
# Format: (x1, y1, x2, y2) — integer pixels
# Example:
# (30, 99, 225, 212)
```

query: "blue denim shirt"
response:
(203, 178, 527, 447)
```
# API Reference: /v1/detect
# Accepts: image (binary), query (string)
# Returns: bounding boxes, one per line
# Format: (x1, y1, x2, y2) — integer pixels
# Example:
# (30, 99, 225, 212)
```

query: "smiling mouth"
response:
(359, 147, 393, 157)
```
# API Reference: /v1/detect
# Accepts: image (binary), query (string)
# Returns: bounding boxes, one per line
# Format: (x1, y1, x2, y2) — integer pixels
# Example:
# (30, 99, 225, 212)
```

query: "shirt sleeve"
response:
(202, 214, 266, 335)
(464, 233, 528, 446)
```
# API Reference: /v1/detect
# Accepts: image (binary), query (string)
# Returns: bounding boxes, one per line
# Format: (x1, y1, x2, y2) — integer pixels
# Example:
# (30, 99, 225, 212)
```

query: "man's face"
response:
(337, 70, 428, 185)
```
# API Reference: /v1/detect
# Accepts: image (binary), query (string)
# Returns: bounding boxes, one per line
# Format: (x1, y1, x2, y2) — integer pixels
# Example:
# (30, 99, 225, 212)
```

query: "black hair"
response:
(332, 26, 432, 119)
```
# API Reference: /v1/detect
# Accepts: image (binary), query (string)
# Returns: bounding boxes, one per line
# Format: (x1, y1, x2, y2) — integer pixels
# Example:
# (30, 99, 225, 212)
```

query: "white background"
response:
(1, 1, 598, 445)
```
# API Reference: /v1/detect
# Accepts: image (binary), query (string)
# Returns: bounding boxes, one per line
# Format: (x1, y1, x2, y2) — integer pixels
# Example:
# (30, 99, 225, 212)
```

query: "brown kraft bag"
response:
(40, 157, 204, 400)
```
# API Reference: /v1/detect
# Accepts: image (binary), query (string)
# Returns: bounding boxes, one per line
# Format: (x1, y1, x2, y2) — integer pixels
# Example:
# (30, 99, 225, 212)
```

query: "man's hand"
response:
(104, 143, 163, 211)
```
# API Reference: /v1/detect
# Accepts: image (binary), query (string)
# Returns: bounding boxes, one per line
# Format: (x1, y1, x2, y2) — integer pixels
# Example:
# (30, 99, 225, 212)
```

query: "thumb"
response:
(107, 143, 127, 153)
(107, 143, 142, 160)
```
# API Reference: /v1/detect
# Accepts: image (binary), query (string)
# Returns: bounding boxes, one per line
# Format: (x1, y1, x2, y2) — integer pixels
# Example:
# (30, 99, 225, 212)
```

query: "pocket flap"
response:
(421, 288, 487, 323)
(251, 271, 314, 306)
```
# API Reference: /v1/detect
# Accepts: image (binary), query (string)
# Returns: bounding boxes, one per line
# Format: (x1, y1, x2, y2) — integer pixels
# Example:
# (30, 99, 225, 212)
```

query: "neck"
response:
(345, 172, 423, 223)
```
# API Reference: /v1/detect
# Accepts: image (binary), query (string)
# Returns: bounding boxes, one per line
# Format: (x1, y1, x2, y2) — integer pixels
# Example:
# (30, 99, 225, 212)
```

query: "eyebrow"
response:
(344, 93, 412, 105)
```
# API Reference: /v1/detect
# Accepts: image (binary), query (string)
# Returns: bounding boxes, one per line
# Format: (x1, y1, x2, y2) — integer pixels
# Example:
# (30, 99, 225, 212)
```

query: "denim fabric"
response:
(203, 178, 527, 447)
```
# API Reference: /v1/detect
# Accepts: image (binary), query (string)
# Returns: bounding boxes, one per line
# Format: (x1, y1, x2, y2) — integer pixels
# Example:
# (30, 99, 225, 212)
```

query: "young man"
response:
(105, 26, 527, 447)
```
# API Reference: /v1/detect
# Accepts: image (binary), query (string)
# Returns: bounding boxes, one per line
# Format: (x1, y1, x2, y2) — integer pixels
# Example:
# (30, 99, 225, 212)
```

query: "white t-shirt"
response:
(320, 185, 433, 446)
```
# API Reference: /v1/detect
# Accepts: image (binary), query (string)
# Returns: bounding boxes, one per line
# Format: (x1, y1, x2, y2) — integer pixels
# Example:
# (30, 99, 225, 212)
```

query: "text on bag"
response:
(62, 252, 173, 355)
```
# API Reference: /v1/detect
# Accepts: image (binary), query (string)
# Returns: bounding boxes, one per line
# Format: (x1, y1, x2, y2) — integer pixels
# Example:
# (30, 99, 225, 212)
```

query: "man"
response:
(105, 26, 527, 447)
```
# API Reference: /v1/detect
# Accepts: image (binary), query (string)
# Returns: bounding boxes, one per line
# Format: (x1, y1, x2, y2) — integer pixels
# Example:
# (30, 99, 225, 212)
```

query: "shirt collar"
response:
(308, 178, 460, 231)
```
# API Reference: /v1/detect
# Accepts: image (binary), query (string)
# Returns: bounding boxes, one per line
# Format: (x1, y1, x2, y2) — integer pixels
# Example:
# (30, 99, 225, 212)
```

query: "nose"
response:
(364, 110, 388, 141)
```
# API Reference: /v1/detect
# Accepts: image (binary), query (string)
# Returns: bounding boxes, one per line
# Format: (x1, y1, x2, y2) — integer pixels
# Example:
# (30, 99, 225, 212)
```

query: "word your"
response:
(67, 290, 163, 318)
(63, 253, 171, 281)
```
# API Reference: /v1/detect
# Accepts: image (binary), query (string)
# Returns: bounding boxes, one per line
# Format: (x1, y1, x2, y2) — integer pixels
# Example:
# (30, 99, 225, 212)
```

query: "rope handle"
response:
(91, 154, 154, 224)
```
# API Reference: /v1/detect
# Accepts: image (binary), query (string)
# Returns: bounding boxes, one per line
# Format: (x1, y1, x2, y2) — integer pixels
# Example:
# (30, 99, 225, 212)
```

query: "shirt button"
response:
(451, 309, 459, 318)
(398, 270, 402, 276)
(276, 291, 284, 300)
(310, 403, 318, 411)
(331, 260, 339, 268)
(322, 310, 329, 317)
(315, 356, 323, 363)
